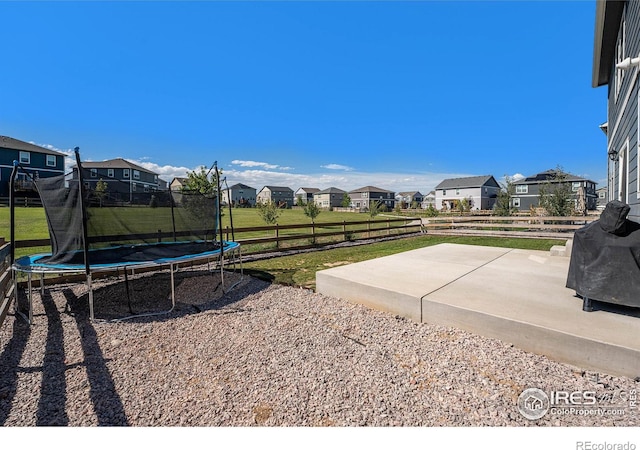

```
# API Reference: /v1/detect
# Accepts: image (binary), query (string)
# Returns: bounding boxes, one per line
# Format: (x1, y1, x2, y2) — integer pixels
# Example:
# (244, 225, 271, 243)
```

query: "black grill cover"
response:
(566, 200, 640, 308)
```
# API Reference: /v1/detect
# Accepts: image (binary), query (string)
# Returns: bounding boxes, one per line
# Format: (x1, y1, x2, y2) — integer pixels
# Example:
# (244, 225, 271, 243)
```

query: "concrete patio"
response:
(316, 243, 640, 379)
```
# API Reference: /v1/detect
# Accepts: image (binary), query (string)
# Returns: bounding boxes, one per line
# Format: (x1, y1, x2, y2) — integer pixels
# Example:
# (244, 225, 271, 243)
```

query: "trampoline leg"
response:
(87, 274, 94, 321)
(582, 296, 593, 312)
(40, 273, 45, 297)
(27, 273, 33, 324)
(170, 263, 176, 310)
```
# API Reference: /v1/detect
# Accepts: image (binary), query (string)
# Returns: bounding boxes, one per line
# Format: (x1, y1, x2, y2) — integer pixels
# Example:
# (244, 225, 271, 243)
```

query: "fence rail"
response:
(0, 242, 14, 330)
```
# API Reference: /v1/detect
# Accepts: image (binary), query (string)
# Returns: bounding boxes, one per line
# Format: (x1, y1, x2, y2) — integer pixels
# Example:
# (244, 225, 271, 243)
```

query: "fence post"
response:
(343, 221, 347, 241)
(312, 222, 316, 244)
(387, 218, 390, 235)
(368, 220, 371, 238)
(157, 229, 162, 243)
(275, 223, 279, 249)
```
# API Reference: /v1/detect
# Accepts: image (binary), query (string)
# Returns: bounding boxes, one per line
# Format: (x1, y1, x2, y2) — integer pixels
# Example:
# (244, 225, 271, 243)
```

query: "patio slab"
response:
(316, 243, 640, 378)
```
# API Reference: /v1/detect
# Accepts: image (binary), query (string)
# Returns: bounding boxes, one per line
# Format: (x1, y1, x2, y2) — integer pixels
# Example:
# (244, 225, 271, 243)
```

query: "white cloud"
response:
(224, 168, 468, 193)
(321, 163, 354, 171)
(230, 160, 293, 171)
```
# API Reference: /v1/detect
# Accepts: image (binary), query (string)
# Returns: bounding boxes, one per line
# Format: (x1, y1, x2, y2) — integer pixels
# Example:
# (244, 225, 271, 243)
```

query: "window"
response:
(132, 183, 137, 192)
(19, 151, 30, 164)
(455, 189, 460, 195)
(123, 169, 130, 178)
(515, 185, 528, 194)
(144, 184, 150, 192)
(46, 155, 56, 167)
(442, 190, 447, 196)
(572, 182, 582, 192)
(599, 191, 606, 199)
(133, 170, 140, 179)
(91, 169, 97, 178)
(513, 198, 521, 208)
(108, 168, 114, 178)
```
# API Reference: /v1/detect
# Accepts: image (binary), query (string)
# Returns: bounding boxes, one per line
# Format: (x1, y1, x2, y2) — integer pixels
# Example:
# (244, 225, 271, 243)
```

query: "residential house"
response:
(170, 177, 188, 192)
(0, 136, 66, 197)
(223, 183, 257, 207)
(596, 186, 608, 209)
(593, 0, 640, 221)
(349, 186, 395, 210)
(511, 169, 597, 213)
(421, 190, 436, 209)
(256, 186, 294, 207)
(74, 158, 163, 204)
(434, 176, 500, 211)
(294, 187, 320, 205)
(396, 191, 424, 209)
(314, 187, 347, 209)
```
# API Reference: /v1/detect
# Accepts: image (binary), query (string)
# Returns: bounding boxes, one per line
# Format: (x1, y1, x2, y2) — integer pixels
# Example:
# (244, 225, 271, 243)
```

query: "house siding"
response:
(0, 146, 65, 197)
(605, 0, 640, 221)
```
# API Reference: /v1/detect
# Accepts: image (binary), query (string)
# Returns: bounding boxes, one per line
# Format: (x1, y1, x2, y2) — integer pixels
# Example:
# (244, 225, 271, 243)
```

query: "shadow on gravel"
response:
(68, 270, 272, 324)
(0, 314, 31, 426)
(62, 288, 130, 426)
(36, 291, 68, 426)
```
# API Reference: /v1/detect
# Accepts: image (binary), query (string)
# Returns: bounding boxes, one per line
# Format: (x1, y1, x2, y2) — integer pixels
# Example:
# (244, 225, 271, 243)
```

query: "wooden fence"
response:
(420, 215, 597, 239)
(0, 241, 14, 330)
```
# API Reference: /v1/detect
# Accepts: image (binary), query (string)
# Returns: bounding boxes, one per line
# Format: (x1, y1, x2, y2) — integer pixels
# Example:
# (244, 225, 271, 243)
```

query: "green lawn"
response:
(241, 234, 565, 290)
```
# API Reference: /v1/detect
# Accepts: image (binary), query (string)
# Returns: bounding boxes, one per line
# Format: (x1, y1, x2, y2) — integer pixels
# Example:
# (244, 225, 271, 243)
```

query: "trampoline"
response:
(10, 148, 243, 323)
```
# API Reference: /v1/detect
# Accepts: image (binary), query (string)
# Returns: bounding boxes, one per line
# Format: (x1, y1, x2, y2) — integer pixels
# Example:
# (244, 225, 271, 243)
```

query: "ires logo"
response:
(549, 390, 597, 406)
(517, 388, 630, 420)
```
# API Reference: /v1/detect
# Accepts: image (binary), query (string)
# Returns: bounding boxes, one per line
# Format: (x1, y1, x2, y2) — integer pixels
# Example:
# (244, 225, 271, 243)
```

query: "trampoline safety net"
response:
(33, 156, 220, 266)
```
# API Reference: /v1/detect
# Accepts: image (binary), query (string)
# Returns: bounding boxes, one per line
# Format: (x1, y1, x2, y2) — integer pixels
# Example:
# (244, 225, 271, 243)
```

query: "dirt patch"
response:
(322, 261, 351, 267)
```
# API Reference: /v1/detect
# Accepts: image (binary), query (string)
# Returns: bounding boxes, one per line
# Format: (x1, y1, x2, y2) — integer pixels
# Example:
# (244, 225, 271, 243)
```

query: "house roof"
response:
(398, 191, 423, 196)
(349, 185, 395, 194)
(79, 158, 158, 175)
(296, 187, 320, 194)
(170, 177, 188, 185)
(435, 175, 498, 190)
(229, 183, 255, 190)
(316, 187, 346, 195)
(260, 186, 294, 193)
(516, 169, 596, 185)
(0, 136, 66, 156)
(592, 0, 625, 87)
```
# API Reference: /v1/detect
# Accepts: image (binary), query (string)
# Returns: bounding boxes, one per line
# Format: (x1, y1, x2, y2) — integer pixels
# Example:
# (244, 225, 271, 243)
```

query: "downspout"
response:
(9, 161, 18, 266)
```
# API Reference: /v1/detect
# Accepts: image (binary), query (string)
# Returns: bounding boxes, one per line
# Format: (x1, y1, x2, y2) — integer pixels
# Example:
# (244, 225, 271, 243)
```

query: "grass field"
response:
(242, 234, 565, 289)
(0, 206, 565, 290)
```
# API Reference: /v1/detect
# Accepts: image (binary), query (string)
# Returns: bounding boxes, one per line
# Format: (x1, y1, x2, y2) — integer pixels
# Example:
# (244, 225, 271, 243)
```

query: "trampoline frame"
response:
(12, 241, 243, 323)
(9, 148, 244, 324)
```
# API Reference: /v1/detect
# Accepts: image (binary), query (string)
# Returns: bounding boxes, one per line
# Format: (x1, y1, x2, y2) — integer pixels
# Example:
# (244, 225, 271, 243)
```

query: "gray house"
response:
(314, 187, 347, 209)
(434, 175, 500, 211)
(512, 169, 598, 213)
(593, 0, 640, 221)
(349, 186, 395, 210)
(396, 191, 424, 208)
(0, 136, 66, 197)
(256, 186, 294, 207)
(223, 183, 256, 207)
(596, 186, 608, 209)
(294, 187, 320, 205)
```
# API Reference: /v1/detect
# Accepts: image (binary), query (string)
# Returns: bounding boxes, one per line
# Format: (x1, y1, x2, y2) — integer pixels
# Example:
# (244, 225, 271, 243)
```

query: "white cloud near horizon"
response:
(230, 160, 293, 171)
(321, 163, 354, 171)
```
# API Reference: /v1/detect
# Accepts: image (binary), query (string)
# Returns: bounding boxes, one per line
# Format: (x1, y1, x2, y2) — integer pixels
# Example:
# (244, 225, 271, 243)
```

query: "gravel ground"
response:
(1, 266, 638, 427)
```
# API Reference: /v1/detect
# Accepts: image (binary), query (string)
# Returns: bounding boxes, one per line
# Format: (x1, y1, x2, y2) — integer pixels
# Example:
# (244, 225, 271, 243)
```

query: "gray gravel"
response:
(1, 267, 638, 426)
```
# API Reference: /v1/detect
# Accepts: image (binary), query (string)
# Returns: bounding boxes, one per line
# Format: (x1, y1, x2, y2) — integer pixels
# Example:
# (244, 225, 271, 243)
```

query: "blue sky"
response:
(1, 0, 608, 193)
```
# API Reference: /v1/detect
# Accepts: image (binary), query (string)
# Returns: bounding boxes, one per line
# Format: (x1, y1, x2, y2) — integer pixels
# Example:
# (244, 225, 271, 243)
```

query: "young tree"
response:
(296, 195, 306, 207)
(494, 176, 518, 216)
(341, 193, 351, 208)
(303, 201, 321, 223)
(94, 179, 108, 207)
(368, 200, 384, 218)
(183, 165, 221, 196)
(538, 167, 575, 216)
(257, 200, 281, 225)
